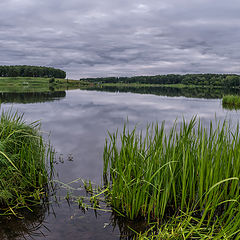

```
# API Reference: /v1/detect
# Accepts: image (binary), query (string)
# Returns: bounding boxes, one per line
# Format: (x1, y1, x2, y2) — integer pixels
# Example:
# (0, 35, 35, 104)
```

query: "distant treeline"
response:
(0, 65, 66, 78)
(81, 74, 240, 87)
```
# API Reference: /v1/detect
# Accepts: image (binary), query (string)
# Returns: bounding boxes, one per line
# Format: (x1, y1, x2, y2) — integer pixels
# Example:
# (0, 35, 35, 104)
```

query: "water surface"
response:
(1, 89, 240, 239)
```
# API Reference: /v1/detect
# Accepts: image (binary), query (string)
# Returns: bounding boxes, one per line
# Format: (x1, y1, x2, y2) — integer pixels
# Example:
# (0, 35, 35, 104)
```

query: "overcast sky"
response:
(0, 0, 239, 79)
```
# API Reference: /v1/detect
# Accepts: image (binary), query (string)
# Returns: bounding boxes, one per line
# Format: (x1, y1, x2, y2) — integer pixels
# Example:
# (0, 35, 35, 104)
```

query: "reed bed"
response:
(222, 95, 240, 109)
(103, 117, 240, 238)
(0, 110, 54, 215)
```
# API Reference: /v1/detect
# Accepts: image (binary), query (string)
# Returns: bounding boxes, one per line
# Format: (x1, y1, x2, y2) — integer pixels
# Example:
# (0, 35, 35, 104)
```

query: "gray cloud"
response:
(0, 0, 240, 78)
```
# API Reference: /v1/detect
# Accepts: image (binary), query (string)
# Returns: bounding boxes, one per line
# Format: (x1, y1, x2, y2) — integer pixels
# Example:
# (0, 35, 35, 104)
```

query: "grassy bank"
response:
(0, 111, 54, 215)
(0, 77, 85, 92)
(103, 118, 240, 239)
(222, 95, 240, 110)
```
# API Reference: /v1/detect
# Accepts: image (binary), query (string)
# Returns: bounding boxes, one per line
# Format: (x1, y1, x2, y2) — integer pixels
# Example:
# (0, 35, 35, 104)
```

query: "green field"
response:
(0, 77, 84, 92)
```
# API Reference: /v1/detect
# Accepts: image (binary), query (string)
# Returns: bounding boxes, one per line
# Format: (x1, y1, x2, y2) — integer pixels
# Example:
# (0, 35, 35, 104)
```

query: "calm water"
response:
(1, 89, 240, 240)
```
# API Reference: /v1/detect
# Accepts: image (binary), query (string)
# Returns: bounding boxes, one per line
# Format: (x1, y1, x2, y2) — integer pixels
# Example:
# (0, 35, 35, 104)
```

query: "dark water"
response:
(0, 91, 66, 104)
(1, 89, 240, 240)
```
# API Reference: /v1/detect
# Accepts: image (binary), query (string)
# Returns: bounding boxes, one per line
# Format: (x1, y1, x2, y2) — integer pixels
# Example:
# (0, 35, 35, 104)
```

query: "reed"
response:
(0, 110, 54, 214)
(103, 117, 240, 238)
(222, 95, 240, 109)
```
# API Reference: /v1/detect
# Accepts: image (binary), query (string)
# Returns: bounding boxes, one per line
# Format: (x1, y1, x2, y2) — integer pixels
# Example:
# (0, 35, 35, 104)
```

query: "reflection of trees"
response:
(0, 91, 66, 104)
(0, 203, 49, 240)
(85, 85, 240, 99)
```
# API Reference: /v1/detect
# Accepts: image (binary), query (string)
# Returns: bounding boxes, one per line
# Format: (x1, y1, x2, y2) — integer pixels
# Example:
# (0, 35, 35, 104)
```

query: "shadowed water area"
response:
(1, 87, 240, 239)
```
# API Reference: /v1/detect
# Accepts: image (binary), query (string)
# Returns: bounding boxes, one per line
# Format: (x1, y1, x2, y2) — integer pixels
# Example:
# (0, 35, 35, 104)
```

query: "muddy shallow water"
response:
(1, 89, 240, 239)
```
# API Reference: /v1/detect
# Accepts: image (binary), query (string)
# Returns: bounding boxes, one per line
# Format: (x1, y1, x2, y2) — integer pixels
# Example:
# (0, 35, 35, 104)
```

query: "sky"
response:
(0, 0, 240, 79)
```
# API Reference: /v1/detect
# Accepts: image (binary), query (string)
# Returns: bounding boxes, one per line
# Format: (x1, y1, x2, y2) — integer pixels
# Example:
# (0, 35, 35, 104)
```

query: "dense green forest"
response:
(81, 74, 240, 87)
(0, 65, 66, 78)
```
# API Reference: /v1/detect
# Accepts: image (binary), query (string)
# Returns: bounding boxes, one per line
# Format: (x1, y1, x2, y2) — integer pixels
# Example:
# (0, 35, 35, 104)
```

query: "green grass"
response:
(103, 117, 240, 239)
(0, 77, 84, 92)
(222, 95, 240, 110)
(0, 110, 54, 215)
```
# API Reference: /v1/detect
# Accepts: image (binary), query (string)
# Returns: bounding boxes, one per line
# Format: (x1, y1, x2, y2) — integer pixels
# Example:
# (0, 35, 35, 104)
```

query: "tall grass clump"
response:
(103, 117, 240, 238)
(0, 110, 54, 214)
(222, 95, 240, 109)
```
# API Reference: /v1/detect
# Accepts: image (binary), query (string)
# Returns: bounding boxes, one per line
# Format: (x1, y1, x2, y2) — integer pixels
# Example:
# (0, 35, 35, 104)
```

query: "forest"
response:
(0, 65, 66, 78)
(81, 74, 240, 87)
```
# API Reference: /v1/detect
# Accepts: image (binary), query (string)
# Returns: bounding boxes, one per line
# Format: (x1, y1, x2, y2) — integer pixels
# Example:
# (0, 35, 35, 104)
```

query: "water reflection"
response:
(0, 204, 49, 240)
(0, 91, 66, 104)
(84, 85, 240, 99)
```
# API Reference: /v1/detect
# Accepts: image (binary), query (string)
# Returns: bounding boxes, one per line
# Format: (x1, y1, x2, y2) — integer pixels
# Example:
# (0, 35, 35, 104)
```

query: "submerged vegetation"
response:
(103, 118, 240, 238)
(0, 111, 54, 215)
(222, 95, 240, 110)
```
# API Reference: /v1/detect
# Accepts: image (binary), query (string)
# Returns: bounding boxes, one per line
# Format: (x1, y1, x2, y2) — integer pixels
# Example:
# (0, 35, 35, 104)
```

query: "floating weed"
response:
(65, 191, 71, 205)
(77, 197, 84, 208)
(83, 180, 94, 194)
(54, 178, 111, 214)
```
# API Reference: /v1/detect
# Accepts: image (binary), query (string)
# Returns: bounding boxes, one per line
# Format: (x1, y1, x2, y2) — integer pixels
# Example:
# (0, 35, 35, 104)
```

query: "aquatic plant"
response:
(0, 110, 54, 215)
(222, 95, 240, 109)
(103, 117, 240, 238)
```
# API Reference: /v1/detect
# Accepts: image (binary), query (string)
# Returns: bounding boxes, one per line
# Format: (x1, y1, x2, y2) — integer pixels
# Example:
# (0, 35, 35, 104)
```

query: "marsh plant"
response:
(103, 117, 240, 239)
(222, 95, 240, 109)
(0, 110, 54, 215)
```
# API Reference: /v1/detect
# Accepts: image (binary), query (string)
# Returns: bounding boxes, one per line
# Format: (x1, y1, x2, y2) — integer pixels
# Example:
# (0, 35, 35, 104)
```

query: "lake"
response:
(1, 88, 240, 240)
